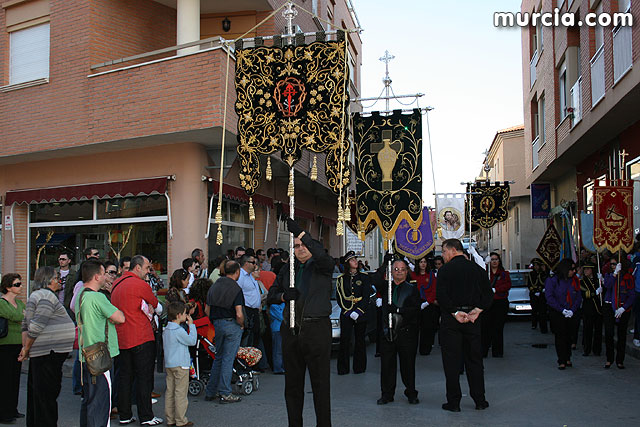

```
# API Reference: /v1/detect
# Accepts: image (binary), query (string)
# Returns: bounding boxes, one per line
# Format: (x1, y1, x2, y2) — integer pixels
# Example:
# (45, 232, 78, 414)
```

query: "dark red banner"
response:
(593, 185, 634, 253)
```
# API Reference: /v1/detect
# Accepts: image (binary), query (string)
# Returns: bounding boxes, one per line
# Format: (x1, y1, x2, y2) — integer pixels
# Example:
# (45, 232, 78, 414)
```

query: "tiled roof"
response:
(496, 124, 524, 134)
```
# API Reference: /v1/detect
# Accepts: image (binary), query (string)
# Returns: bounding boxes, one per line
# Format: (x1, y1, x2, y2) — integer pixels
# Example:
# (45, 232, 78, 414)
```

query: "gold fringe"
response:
(310, 155, 318, 181)
(266, 157, 272, 181)
(249, 197, 255, 221)
(287, 169, 294, 197)
(216, 225, 223, 245)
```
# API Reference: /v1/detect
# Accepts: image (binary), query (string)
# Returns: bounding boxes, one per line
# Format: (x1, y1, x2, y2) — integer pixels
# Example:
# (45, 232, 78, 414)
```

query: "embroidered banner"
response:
(580, 212, 596, 252)
(466, 181, 510, 229)
(394, 207, 435, 259)
(346, 194, 376, 239)
(593, 184, 634, 252)
(536, 221, 563, 269)
(353, 109, 423, 240)
(436, 195, 465, 239)
(531, 183, 551, 219)
(234, 34, 350, 196)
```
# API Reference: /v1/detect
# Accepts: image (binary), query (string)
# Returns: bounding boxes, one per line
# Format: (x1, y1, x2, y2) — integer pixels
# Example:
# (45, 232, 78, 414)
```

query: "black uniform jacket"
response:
(267, 233, 334, 327)
(336, 271, 373, 323)
(436, 255, 494, 315)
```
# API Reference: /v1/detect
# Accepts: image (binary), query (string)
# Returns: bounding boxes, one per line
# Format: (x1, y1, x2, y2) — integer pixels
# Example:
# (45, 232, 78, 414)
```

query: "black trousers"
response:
(380, 325, 418, 400)
(481, 299, 508, 357)
(337, 314, 367, 375)
(375, 307, 383, 355)
(26, 350, 68, 427)
(80, 363, 111, 427)
(530, 292, 548, 333)
(582, 309, 603, 355)
(549, 310, 577, 364)
(118, 340, 156, 423)
(282, 318, 331, 427)
(0, 344, 22, 420)
(571, 310, 582, 346)
(419, 304, 440, 355)
(440, 314, 485, 405)
(603, 305, 631, 364)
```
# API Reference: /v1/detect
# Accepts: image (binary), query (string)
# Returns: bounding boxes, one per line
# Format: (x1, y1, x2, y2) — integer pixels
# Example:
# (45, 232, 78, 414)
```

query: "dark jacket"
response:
(379, 278, 421, 330)
(545, 275, 582, 313)
(580, 275, 602, 315)
(436, 255, 494, 315)
(56, 266, 76, 311)
(267, 233, 333, 326)
(336, 271, 373, 323)
(490, 268, 512, 300)
(527, 270, 547, 294)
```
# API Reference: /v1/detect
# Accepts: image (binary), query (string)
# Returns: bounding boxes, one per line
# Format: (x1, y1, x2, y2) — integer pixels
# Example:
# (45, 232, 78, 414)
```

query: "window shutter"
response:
(10, 23, 50, 85)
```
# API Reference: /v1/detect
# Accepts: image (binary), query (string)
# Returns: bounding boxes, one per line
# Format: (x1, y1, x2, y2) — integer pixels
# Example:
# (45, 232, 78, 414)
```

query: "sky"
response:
(351, 0, 524, 207)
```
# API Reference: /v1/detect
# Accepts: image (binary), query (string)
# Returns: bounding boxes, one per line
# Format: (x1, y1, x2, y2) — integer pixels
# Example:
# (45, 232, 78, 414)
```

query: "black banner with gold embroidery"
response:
(234, 35, 350, 196)
(353, 109, 423, 241)
(466, 181, 510, 229)
(537, 220, 563, 269)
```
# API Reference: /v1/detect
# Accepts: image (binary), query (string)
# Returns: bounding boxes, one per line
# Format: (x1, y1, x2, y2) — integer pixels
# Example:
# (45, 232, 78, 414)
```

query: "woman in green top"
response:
(0, 273, 26, 423)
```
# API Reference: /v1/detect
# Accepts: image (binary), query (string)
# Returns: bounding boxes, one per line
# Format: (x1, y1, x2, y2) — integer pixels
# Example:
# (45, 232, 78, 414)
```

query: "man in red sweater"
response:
(111, 255, 163, 426)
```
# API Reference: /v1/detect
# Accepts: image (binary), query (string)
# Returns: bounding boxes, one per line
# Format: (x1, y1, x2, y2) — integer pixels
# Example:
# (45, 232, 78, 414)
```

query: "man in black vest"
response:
(437, 238, 493, 412)
(336, 251, 373, 375)
(376, 258, 421, 405)
(267, 219, 333, 427)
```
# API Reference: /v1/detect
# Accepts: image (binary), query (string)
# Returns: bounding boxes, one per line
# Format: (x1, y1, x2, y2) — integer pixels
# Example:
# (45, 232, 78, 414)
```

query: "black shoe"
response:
(377, 397, 393, 405)
(408, 397, 419, 404)
(475, 400, 489, 410)
(0, 418, 17, 424)
(442, 402, 461, 412)
(337, 371, 349, 375)
(493, 354, 503, 358)
(13, 413, 24, 419)
(531, 325, 537, 329)
(374, 352, 381, 357)
(604, 363, 612, 369)
(617, 363, 625, 369)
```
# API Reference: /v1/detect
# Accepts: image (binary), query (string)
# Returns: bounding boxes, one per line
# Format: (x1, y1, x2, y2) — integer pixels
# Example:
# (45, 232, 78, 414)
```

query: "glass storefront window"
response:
(29, 222, 168, 279)
(629, 158, 640, 235)
(30, 201, 93, 222)
(97, 195, 166, 219)
(208, 199, 253, 260)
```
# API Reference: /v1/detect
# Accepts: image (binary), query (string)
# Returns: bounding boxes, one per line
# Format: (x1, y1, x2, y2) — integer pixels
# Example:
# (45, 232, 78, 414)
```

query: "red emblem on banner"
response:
(593, 185, 634, 253)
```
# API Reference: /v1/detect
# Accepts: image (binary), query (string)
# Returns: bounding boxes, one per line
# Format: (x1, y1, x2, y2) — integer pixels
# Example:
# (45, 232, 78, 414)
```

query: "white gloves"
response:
(615, 307, 625, 318)
(597, 273, 603, 283)
(595, 286, 603, 296)
(614, 263, 622, 276)
(376, 298, 382, 308)
(349, 311, 359, 321)
(562, 309, 574, 318)
(420, 301, 429, 310)
(535, 292, 540, 297)
(155, 303, 163, 315)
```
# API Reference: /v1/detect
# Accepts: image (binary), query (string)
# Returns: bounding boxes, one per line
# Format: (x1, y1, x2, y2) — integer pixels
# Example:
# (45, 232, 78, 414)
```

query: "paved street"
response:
(12, 320, 640, 426)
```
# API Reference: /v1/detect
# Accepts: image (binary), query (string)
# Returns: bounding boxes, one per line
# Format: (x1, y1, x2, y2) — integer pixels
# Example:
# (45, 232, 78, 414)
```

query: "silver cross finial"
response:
(283, 1, 298, 38)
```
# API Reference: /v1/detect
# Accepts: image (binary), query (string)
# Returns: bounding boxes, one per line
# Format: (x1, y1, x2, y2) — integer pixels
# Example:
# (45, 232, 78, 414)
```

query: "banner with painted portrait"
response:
(436, 194, 465, 239)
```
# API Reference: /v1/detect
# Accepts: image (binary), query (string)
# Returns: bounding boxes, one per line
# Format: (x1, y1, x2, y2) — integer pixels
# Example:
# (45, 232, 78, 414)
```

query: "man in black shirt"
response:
(267, 219, 333, 427)
(436, 239, 493, 412)
(204, 261, 245, 403)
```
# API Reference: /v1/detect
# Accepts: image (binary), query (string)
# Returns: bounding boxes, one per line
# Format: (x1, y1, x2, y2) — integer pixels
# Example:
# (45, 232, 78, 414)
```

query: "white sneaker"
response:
(633, 339, 640, 348)
(151, 398, 158, 404)
(630, 329, 635, 334)
(141, 417, 164, 426)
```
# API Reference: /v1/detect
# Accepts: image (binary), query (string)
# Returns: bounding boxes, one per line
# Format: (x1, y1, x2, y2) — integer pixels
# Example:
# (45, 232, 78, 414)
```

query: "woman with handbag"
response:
(19, 266, 75, 427)
(0, 273, 26, 424)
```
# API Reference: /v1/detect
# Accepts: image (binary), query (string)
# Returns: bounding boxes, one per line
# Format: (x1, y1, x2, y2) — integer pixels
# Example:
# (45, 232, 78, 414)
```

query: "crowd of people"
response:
(0, 228, 638, 427)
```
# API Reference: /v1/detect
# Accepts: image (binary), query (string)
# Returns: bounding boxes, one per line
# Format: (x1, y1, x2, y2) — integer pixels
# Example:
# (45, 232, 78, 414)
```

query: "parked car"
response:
(505, 269, 532, 316)
(462, 237, 477, 250)
(330, 272, 378, 347)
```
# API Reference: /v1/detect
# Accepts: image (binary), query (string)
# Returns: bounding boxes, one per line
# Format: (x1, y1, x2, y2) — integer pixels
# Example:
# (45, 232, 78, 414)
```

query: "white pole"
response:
(387, 239, 393, 334)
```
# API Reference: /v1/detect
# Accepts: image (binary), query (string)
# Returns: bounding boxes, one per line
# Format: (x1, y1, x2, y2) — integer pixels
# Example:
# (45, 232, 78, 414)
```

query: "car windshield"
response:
(509, 272, 528, 288)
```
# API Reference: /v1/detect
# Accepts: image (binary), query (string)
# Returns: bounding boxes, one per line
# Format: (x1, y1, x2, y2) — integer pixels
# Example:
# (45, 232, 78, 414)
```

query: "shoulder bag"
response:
(78, 289, 112, 382)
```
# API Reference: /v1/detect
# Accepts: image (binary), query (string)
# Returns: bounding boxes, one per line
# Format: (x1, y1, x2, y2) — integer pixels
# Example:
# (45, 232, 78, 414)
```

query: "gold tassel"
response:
(336, 220, 344, 236)
(249, 197, 255, 221)
(310, 155, 318, 181)
(343, 203, 351, 223)
(266, 157, 272, 181)
(358, 230, 365, 241)
(383, 240, 389, 251)
(216, 224, 223, 245)
(214, 205, 223, 225)
(287, 169, 294, 197)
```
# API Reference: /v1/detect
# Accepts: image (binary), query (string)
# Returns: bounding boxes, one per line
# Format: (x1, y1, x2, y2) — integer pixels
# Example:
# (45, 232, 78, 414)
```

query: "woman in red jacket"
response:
(411, 257, 439, 355)
(481, 252, 512, 358)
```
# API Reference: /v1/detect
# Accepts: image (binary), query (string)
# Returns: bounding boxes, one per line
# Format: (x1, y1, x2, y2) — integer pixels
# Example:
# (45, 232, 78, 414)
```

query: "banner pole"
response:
(387, 239, 393, 337)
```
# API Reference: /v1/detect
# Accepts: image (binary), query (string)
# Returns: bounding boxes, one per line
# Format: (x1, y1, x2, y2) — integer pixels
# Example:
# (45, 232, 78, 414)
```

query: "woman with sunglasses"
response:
(0, 274, 26, 423)
(545, 259, 582, 370)
(602, 256, 635, 369)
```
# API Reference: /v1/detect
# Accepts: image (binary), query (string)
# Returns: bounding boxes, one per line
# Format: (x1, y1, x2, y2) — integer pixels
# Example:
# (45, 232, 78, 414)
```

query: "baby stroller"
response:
(188, 316, 216, 397)
(232, 347, 262, 396)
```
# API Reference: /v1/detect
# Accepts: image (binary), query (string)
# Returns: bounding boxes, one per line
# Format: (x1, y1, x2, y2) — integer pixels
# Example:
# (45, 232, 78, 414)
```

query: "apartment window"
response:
(628, 157, 640, 235)
(208, 200, 254, 260)
(327, 5, 334, 31)
(537, 18, 544, 52)
(530, 25, 538, 59)
(515, 206, 520, 235)
(619, 0, 631, 13)
(559, 59, 568, 120)
(9, 22, 50, 85)
(538, 95, 546, 144)
(531, 99, 539, 140)
(594, 2, 604, 52)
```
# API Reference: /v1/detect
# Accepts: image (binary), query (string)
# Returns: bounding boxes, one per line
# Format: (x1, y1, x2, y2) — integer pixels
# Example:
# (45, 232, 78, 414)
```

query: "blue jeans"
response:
(80, 365, 111, 427)
(206, 319, 242, 397)
(271, 331, 284, 373)
(72, 350, 82, 394)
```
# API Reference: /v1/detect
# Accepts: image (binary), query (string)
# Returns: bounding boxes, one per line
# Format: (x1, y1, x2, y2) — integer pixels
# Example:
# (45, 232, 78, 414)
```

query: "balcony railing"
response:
(532, 136, 541, 169)
(590, 46, 605, 106)
(530, 50, 538, 88)
(569, 76, 582, 126)
(613, 25, 633, 83)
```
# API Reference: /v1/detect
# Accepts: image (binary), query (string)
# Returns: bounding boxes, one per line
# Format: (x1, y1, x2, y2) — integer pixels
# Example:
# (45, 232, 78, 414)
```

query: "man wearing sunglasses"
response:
(56, 251, 76, 313)
(267, 218, 334, 427)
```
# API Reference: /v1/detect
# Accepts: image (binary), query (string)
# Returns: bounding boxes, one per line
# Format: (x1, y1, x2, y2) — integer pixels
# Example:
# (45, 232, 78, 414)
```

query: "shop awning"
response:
(321, 217, 337, 226)
(208, 179, 273, 208)
(5, 177, 170, 205)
